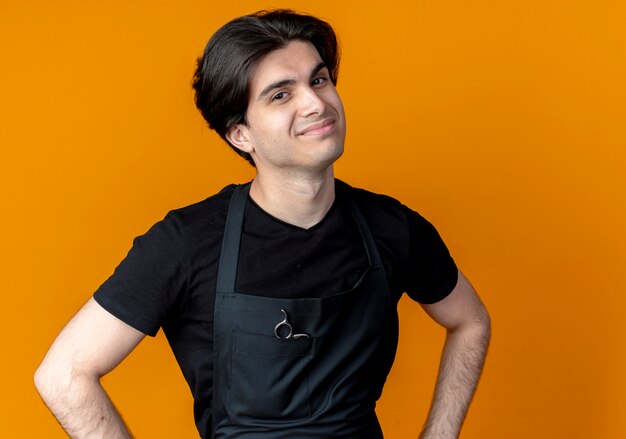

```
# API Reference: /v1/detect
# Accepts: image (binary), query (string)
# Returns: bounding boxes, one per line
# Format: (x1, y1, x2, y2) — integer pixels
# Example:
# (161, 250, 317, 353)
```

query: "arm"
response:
(418, 271, 491, 439)
(34, 298, 145, 438)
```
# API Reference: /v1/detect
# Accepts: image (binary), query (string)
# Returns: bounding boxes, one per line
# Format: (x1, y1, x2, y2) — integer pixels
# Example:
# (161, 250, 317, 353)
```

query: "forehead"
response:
(248, 40, 323, 94)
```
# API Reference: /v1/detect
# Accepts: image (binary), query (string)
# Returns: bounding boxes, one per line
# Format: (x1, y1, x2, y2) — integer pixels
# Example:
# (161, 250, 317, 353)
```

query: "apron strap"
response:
(341, 188, 384, 269)
(216, 183, 250, 293)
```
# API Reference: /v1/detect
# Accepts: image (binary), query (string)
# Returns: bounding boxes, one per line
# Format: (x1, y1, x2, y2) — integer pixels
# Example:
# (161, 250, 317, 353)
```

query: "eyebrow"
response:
(257, 61, 328, 101)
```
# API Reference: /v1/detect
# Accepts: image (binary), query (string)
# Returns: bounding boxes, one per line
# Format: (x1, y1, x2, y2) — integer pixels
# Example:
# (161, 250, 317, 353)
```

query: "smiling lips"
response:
(298, 118, 336, 136)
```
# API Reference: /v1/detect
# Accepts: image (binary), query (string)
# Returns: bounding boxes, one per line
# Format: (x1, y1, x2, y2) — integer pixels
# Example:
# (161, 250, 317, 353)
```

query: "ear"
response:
(225, 124, 254, 154)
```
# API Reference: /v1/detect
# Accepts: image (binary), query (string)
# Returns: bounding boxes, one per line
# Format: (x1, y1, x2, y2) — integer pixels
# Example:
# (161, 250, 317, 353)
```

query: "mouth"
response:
(298, 119, 336, 137)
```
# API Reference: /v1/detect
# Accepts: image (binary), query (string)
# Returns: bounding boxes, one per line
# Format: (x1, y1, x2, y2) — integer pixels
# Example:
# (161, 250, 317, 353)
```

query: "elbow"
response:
(34, 360, 61, 403)
(451, 303, 491, 346)
(474, 306, 492, 355)
(34, 362, 52, 403)
(479, 303, 491, 330)
(35, 352, 101, 404)
(475, 303, 491, 343)
(34, 357, 80, 406)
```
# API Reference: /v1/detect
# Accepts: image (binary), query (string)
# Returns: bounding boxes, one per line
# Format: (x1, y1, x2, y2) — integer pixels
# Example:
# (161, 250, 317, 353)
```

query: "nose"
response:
(297, 86, 325, 117)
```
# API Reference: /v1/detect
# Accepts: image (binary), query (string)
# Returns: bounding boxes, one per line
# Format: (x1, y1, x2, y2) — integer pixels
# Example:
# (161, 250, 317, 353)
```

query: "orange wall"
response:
(2, 1, 624, 437)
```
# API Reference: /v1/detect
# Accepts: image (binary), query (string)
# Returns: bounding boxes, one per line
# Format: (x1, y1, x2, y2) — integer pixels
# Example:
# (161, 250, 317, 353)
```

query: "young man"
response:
(35, 10, 490, 439)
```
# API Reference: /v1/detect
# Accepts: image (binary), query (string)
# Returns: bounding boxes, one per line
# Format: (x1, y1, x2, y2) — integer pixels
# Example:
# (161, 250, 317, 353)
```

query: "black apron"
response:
(211, 182, 399, 438)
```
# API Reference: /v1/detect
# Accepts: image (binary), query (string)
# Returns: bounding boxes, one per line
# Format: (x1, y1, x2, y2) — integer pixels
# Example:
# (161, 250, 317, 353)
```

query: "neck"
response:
(249, 167, 336, 229)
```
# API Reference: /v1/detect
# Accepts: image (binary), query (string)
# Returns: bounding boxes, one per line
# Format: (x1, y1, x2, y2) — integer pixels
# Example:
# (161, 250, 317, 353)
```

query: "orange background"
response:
(2, 1, 625, 437)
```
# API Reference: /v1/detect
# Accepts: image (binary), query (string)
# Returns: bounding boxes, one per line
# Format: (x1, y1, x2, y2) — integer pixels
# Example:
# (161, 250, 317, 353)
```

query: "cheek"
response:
(327, 90, 345, 116)
(250, 109, 293, 135)
(329, 94, 346, 132)
(248, 118, 296, 155)
(268, 113, 298, 142)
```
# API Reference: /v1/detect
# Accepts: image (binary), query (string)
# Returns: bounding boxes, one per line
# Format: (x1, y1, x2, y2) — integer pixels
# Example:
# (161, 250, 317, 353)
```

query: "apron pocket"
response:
(229, 330, 315, 420)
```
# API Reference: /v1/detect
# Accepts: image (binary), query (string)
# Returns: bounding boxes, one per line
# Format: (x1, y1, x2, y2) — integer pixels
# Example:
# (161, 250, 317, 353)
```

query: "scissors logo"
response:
(274, 309, 310, 339)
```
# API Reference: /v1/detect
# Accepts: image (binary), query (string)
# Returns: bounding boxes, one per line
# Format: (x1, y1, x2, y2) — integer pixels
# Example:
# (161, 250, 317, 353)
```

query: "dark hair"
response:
(192, 9, 340, 166)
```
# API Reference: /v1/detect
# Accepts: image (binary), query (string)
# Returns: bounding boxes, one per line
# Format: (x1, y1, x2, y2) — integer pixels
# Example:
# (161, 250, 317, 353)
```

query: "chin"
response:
(313, 144, 344, 170)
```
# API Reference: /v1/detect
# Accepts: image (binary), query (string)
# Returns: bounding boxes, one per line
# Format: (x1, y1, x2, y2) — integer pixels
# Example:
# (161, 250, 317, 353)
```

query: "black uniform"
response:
(94, 180, 458, 438)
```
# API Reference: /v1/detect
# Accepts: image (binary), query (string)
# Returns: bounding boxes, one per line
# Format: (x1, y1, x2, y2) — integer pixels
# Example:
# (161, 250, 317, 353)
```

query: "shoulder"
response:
(127, 183, 240, 258)
(338, 180, 457, 304)
(160, 183, 239, 238)
(336, 179, 420, 230)
(337, 179, 399, 205)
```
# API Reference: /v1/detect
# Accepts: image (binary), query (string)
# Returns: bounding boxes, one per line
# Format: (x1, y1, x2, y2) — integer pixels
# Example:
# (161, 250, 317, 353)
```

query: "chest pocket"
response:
(228, 330, 316, 420)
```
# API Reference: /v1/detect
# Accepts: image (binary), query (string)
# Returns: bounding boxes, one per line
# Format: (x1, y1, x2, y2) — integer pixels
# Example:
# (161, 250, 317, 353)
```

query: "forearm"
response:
(35, 368, 133, 439)
(420, 317, 491, 439)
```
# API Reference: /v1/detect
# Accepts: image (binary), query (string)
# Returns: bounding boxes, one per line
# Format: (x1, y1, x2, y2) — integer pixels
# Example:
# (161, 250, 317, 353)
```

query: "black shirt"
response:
(93, 180, 458, 437)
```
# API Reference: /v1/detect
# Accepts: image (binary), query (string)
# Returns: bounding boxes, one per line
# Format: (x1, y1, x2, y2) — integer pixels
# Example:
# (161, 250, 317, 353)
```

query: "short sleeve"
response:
(401, 208, 458, 304)
(93, 212, 187, 336)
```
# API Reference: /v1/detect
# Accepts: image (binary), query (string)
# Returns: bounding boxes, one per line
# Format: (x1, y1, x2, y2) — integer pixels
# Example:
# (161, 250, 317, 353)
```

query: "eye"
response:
(272, 91, 288, 101)
(311, 76, 327, 86)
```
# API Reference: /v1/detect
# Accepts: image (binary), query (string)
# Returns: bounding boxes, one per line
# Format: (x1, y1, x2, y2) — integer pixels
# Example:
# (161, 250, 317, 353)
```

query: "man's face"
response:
(229, 40, 346, 175)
